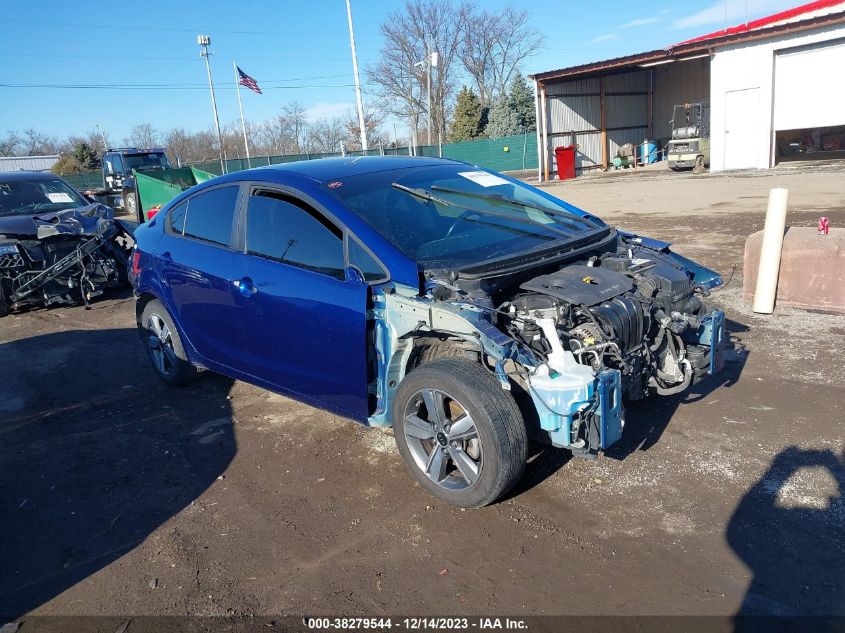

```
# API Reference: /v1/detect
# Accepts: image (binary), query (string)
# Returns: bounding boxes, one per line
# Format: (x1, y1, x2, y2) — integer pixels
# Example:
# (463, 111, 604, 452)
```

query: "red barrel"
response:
(554, 145, 577, 180)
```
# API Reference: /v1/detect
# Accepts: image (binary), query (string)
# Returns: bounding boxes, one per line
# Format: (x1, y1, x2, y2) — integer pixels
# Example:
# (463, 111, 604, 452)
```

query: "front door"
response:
(229, 188, 370, 418)
(724, 88, 760, 170)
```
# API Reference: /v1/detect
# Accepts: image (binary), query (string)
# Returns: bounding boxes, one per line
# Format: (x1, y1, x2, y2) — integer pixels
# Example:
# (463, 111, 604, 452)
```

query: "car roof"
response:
(0, 171, 68, 183)
(253, 155, 466, 183)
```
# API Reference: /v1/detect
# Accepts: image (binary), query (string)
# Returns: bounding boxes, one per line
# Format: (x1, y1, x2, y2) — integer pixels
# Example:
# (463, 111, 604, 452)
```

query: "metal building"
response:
(530, 0, 845, 180)
(0, 155, 60, 173)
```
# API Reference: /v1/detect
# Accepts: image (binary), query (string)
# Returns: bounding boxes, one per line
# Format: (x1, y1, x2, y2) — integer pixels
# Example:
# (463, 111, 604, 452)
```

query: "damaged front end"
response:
(0, 205, 135, 318)
(368, 231, 725, 459)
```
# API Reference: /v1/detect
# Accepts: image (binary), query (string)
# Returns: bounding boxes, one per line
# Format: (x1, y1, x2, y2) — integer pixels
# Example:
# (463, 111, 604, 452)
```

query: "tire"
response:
(693, 155, 706, 174)
(392, 358, 527, 508)
(123, 191, 140, 223)
(139, 299, 196, 386)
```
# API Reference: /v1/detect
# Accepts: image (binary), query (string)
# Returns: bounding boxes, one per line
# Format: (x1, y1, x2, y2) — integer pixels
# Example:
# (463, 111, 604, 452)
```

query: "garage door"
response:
(773, 39, 845, 131)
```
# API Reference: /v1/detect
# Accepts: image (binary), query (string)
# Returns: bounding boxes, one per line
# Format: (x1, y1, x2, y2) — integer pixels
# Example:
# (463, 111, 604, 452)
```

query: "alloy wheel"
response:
(402, 388, 483, 491)
(145, 313, 177, 377)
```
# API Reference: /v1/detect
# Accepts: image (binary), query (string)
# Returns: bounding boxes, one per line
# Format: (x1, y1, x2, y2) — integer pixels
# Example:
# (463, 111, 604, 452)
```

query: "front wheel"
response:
(123, 191, 140, 222)
(392, 358, 527, 507)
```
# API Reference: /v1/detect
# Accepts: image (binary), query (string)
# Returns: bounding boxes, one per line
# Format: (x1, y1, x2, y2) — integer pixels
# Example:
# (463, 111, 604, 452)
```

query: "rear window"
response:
(179, 186, 239, 246)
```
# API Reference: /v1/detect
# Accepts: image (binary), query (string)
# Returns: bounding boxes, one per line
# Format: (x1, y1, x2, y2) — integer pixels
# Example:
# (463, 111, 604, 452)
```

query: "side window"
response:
(347, 236, 387, 283)
(169, 200, 188, 234)
(246, 191, 344, 280)
(182, 186, 239, 246)
(112, 154, 125, 173)
(104, 154, 115, 175)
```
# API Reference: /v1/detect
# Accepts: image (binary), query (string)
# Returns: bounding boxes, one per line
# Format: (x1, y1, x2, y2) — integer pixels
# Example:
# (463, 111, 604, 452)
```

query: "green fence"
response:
(442, 133, 537, 172)
(63, 171, 103, 191)
(61, 133, 538, 189)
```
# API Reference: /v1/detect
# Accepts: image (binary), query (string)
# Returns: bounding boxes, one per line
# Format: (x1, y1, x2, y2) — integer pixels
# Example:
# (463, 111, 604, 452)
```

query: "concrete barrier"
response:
(743, 227, 845, 315)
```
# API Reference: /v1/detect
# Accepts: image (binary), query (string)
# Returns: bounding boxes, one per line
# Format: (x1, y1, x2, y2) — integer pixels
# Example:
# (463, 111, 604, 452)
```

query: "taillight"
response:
(131, 249, 142, 276)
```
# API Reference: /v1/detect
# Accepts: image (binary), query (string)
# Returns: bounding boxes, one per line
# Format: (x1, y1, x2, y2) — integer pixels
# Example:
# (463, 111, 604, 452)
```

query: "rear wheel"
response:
(140, 300, 196, 386)
(393, 358, 527, 507)
(693, 155, 706, 174)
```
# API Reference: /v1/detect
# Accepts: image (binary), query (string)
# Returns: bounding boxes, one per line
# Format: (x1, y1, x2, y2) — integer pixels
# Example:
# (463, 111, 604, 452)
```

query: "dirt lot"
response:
(1, 165, 844, 621)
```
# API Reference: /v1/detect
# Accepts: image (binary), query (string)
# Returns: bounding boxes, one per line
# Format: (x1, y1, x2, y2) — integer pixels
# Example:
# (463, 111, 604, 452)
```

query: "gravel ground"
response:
(1, 165, 843, 620)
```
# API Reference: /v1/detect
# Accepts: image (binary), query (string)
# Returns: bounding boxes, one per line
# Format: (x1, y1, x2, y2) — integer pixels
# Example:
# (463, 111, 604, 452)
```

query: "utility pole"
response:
(345, 0, 368, 152)
(426, 39, 432, 146)
(198, 35, 225, 174)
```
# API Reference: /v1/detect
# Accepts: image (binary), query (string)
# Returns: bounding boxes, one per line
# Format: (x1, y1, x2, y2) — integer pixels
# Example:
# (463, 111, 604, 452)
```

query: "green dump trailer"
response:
(134, 166, 216, 222)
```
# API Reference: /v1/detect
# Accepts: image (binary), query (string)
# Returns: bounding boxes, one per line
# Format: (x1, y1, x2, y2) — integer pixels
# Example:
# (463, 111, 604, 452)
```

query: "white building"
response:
(0, 155, 60, 173)
(530, 0, 845, 179)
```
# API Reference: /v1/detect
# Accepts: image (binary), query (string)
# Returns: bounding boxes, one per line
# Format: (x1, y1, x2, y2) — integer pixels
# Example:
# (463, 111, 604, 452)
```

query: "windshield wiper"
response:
(429, 185, 597, 229)
(392, 182, 575, 240)
(391, 182, 453, 206)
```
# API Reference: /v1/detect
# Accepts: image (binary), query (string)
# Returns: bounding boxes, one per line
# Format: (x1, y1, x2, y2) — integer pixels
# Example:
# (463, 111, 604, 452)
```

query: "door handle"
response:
(233, 277, 257, 297)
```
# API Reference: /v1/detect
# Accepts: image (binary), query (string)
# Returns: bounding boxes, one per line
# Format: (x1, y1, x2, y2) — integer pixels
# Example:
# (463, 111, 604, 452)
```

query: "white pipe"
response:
(753, 188, 789, 314)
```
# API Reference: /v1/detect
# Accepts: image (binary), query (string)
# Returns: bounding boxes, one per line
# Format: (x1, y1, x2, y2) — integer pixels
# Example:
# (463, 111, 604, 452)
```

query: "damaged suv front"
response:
(328, 162, 725, 500)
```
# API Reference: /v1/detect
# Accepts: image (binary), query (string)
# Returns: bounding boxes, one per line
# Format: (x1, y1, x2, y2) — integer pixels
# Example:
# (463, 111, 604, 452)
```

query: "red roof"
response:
(675, 0, 845, 45)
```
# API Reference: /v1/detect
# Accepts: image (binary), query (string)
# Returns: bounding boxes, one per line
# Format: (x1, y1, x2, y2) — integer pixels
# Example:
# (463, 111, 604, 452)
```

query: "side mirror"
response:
(345, 267, 366, 284)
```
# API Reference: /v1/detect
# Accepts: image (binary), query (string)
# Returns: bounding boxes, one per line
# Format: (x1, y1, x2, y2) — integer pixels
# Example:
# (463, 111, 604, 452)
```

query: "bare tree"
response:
(125, 123, 159, 149)
(307, 117, 347, 153)
(344, 106, 388, 151)
(457, 3, 498, 106)
(163, 127, 192, 165)
(368, 0, 463, 146)
(461, 4, 543, 100)
(20, 128, 61, 156)
(282, 102, 309, 152)
(0, 130, 21, 156)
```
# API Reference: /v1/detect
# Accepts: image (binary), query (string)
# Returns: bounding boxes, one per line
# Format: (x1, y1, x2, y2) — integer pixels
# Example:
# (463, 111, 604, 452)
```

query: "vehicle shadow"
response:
(727, 445, 845, 629)
(0, 328, 236, 620)
(509, 317, 750, 497)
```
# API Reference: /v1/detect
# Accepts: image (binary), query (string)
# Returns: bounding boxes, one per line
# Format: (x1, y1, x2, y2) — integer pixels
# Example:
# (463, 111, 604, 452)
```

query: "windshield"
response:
(124, 153, 169, 171)
(0, 178, 89, 217)
(325, 164, 604, 269)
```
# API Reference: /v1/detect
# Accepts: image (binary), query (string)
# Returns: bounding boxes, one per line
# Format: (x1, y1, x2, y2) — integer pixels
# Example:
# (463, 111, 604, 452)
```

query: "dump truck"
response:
(83, 148, 215, 223)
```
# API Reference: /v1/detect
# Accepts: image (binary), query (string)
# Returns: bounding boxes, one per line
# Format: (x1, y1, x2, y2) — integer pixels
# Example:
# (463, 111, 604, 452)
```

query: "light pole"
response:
(345, 0, 368, 152)
(198, 35, 225, 174)
(415, 46, 438, 147)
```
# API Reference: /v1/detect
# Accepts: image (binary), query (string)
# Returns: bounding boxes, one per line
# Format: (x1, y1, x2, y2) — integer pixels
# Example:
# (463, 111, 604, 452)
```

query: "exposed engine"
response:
(0, 205, 134, 318)
(499, 250, 716, 400)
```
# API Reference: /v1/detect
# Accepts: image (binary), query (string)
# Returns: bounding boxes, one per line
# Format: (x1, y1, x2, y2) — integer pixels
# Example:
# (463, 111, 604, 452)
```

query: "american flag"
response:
(237, 66, 262, 94)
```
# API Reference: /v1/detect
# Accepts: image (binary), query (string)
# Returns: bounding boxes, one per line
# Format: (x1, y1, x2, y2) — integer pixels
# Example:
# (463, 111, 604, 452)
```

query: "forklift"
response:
(667, 102, 710, 173)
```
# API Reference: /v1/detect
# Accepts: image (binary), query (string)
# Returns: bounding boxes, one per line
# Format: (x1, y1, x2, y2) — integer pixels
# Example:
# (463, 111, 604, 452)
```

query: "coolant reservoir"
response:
(527, 318, 596, 444)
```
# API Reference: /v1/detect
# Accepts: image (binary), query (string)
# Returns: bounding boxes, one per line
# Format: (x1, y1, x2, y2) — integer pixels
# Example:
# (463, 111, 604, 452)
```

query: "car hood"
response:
(0, 204, 116, 239)
(0, 213, 40, 238)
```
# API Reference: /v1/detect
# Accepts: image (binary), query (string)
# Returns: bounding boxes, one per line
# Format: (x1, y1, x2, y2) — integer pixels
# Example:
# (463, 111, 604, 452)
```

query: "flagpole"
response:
(234, 60, 252, 169)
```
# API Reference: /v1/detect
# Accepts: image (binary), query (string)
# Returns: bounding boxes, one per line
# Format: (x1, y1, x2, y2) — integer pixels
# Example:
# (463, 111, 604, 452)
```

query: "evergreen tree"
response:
(509, 73, 536, 133)
(484, 94, 519, 138)
(71, 141, 99, 170)
(449, 87, 486, 142)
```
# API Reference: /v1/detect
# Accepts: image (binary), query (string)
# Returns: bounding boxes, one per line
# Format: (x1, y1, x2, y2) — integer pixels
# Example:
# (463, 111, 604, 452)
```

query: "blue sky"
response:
(0, 0, 799, 142)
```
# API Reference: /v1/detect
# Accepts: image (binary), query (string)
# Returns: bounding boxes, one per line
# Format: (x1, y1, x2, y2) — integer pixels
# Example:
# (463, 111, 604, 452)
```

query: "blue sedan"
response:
(131, 156, 725, 507)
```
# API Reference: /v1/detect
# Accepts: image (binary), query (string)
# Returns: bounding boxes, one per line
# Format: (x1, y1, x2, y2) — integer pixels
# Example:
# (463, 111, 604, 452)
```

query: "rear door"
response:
(228, 187, 371, 418)
(157, 184, 247, 370)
